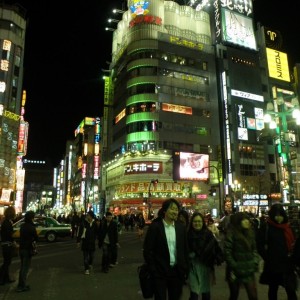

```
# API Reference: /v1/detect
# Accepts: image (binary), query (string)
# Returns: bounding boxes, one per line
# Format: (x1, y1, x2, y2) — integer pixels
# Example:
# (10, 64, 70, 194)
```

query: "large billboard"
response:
(266, 48, 290, 82)
(221, 9, 256, 50)
(173, 151, 209, 181)
(198, 0, 257, 50)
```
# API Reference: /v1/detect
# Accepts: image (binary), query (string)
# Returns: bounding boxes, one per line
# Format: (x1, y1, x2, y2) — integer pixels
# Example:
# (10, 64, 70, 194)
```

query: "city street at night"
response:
(0, 228, 292, 300)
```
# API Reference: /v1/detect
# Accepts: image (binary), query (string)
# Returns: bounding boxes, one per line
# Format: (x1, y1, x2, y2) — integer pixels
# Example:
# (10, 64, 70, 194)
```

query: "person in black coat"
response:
(98, 211, 119, 273)
(256, 203, 297, 300)
(143, 198, 189, 300)
(76, 210, 99, 275)
(17, 211, 38, 293)
(0, 206, 17, 285)
(137, 213, 146, 240)
(71, 211, 80, 238)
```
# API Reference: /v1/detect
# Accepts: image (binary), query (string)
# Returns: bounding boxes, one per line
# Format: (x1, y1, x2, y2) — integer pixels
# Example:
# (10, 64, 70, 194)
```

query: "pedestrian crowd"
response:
(143, 199, 300, 300)
(0, 206, 145, 293)
(1, 199, 300, 299)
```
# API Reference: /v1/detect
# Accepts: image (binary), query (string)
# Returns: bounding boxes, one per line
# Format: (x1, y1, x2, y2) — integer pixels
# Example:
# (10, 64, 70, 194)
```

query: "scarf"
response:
(267, 219, 295, 252)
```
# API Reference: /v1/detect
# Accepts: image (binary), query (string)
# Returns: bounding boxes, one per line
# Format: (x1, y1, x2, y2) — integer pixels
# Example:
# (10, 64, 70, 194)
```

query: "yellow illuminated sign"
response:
(162, 103, 192, 115)
(266, 48, 290, 82)
(115, 108, 126, 124)
(169, 36, 204, 51)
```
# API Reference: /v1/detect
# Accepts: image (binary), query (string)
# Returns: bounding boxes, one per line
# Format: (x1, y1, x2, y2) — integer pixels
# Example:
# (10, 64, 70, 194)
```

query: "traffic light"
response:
(209, 187, 216, 196)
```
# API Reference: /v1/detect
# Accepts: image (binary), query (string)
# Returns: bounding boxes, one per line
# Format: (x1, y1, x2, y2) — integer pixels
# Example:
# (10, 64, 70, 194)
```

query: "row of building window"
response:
(126, 141, 200, 154)
(128, 82, 209, 99)
(129, 49, 208, 70)
(240, 164, 266, 176)
(0, 20, 24, 38)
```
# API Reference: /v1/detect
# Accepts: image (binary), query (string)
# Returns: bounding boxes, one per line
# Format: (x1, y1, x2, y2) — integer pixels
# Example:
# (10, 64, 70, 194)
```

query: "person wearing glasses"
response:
(187, 212, 224, 300)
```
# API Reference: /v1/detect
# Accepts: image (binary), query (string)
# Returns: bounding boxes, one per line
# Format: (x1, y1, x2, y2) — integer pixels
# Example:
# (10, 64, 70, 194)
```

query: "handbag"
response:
(30, 241, 38, 256)
(284, 270, 298, 290)
(137, 263, 154, 299)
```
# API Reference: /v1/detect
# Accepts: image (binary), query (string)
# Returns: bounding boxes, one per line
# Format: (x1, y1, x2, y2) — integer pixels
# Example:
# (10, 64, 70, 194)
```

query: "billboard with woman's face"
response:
(173, 151, 209, 181)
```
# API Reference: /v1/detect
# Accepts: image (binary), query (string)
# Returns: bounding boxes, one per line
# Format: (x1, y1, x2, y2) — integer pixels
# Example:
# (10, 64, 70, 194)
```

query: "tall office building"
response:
(102, 0, 221, 217)
(70, 117, 101, 214)
(101, 0, 299, 216)
(0, 3, 27, 213)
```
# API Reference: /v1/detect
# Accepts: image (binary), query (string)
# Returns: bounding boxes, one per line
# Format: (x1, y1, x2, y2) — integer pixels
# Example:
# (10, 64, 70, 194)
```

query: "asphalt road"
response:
(0, 228, 296, 300)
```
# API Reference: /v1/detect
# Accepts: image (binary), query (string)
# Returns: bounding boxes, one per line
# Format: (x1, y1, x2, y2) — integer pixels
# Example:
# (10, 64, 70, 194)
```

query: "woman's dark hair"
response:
(4, 206, 16, 220)
(161, 198, 180, 214)
(268, 203, 288, 223)
(229, 212, 250, 230)
(188, 212, 207, 232)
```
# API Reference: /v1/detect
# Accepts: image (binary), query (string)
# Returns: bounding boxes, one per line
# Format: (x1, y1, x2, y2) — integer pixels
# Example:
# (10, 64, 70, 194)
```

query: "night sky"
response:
(3, 0, 300, 166)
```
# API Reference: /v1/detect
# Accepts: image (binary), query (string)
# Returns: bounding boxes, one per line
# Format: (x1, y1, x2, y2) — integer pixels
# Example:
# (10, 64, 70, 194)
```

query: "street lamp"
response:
(264, 89, 300, 204)
(105, 27, 115, 32)
(108, 18, 119, 23)
(202, 165, 223, 215)
(231, 180, 242, 209)
(113, 9, 125, 14)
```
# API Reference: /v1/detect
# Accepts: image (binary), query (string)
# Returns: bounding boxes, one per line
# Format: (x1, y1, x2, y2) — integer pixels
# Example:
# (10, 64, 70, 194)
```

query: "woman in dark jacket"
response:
(0, 206, 17, 285)
(76, 210, 99, 275)
(257, 203, 297, 300)
(224, 212, 259, 300)
(187, 212, 224, 300)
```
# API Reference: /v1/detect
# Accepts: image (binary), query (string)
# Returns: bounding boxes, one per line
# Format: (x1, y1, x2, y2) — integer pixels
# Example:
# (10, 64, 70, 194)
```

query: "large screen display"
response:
(221, 9, 256, 50)
(173, 151, 209, 181)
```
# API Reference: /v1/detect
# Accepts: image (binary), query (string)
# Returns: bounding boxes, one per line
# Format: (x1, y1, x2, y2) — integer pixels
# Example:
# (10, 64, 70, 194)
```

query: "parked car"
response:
(13, 215, 71, 242)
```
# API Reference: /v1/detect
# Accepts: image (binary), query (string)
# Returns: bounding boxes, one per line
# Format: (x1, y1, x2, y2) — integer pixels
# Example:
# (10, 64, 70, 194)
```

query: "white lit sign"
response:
(231, 89, 264, 102)
(124, 162, 162, 174)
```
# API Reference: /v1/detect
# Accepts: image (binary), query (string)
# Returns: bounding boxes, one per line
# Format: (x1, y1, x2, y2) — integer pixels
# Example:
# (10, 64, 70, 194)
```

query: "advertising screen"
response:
(221, 9, 257, 50)
(173, 151, 209, 181)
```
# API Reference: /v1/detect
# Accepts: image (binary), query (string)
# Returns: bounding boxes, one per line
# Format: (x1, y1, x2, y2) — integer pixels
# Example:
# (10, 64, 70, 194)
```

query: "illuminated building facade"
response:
(192, 0, 298, 212)
(71, 117, 101, 214)
(101, 0, 299, 216)
(256, 25, 299, 206)
(102, 0, 222, 216)
(211, 0, 268, 212)
(0, 4, 27, 214)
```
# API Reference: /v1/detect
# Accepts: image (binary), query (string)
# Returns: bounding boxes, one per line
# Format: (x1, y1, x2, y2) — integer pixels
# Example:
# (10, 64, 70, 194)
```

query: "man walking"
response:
(143, 198, 189, 300)
(76, 211, 98, 275)
(98, 212, 119, 273)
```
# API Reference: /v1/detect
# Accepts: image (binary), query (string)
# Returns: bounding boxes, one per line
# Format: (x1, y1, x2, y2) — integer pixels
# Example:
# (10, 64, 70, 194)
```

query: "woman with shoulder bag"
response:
(0, 206, 17, 285)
